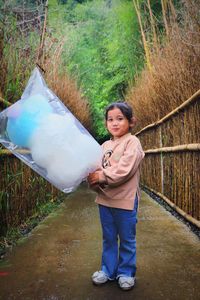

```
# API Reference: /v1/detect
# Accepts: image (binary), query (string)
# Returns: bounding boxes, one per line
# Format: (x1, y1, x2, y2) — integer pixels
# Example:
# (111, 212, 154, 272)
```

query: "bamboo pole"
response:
(168, 0, 177, 24)
(0, 149, 31, 156)
(161, 0, 169, 36)
(142, 184, 200, 229)
(0, 96, 11, 107)
(133, 0, 152, 71)
(136, 89, 200, 136)
(159, 127, 164, 194)
(36, 0, 48, 64)
(144, 143, 200, 154)
(147, 0, 158, 52)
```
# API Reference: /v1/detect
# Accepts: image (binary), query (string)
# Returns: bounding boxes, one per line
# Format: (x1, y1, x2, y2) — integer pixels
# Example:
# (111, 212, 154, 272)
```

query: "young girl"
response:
(88, 102, 145, 291)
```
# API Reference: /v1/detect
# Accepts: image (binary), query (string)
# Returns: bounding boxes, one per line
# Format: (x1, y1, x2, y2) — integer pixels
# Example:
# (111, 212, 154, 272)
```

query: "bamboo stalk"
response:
(136, 89, 200, 136)
(159, 127, 164, 194)
(0, 96, 11, 106)
(22, 0, 25, 37)
(145, 143, 200, 154)
(161, 0, 169, 36)
(168, 0, 177, 24)
(133, 0, 152, 70)
(36, 0, 48, 63)
(0, 149, 31, 156)
(147, 0, 158, 52)
(142, 184, 200, 228)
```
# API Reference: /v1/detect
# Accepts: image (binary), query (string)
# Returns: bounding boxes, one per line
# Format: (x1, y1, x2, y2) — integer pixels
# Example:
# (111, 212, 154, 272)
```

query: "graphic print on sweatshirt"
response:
(102, 150, 113, 169)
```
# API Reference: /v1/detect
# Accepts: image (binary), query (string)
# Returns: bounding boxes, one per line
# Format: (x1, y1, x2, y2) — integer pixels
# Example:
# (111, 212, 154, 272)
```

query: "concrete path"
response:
(0, 184, 199, 300)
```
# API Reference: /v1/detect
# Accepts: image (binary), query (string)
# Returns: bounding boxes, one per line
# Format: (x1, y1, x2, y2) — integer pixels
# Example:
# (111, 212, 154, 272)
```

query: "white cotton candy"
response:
(30, 113, 79, 169)
(47, 154, 86, 191)
(29, 113, 102, 191)
(72, 133, 102, 172)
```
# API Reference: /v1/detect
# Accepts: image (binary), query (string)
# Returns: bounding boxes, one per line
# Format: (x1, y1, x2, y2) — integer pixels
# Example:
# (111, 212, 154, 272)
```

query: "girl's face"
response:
(106, 107, 132, 139)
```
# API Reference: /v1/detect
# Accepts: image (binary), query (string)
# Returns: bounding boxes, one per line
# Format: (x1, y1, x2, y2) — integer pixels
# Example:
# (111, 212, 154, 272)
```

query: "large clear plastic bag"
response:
(0, 68, 102, 193)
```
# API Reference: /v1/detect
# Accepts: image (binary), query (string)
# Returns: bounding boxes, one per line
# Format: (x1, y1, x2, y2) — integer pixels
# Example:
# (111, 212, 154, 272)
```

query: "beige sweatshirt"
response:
(94, 133, 145, 210)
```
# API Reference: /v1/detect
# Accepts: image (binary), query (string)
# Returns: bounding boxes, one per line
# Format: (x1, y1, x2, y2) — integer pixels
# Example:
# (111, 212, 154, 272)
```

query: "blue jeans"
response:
(98, 195, 138, 280)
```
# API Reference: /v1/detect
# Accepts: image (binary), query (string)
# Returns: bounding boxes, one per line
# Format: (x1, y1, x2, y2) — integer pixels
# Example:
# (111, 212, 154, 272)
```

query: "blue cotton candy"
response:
(6, 94, 53, 148)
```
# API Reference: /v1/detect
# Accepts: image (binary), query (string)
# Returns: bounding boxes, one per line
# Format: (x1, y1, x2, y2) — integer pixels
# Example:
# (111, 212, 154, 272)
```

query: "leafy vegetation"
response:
(0, 0, 90, 127)
(49, 0, 144, 140)
(0, 1, 42, 102)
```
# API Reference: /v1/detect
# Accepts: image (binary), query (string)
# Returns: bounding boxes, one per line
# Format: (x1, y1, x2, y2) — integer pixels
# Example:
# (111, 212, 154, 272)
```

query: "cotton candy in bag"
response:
(0, 68, 102, 193)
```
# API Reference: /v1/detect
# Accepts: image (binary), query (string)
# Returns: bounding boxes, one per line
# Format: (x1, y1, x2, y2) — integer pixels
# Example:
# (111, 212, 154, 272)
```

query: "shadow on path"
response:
(0, 184, 199, 300)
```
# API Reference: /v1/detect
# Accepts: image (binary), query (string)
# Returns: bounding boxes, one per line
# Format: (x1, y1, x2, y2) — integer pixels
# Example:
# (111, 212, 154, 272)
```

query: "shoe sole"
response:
(92, 280, 108, 286)
(119, 285, 135, 291)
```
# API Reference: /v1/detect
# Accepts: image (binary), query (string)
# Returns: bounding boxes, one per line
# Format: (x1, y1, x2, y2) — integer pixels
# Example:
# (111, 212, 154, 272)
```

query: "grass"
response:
(0, 197, 63, 258)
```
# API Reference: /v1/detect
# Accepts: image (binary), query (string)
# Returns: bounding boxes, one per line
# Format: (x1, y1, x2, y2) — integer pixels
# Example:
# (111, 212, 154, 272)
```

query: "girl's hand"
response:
(87, 172, 100, 185)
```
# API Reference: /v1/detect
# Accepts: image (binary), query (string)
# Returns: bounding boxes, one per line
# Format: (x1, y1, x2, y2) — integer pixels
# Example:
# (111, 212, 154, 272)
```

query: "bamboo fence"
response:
(136, 89, 200, 227)
(0, 152, 62, 235)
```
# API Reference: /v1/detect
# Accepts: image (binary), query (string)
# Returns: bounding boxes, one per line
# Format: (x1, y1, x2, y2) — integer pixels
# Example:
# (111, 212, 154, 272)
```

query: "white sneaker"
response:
(92, 270, 109, 285)
(118, 276, 135, 290)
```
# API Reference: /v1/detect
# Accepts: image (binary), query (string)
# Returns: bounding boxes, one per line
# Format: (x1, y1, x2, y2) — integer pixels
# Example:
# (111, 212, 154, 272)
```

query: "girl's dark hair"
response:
(105, 102, 133, 122)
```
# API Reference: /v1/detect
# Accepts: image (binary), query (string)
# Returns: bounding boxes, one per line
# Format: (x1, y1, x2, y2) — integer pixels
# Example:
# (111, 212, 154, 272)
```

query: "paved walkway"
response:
(0, 184, 199, 300)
